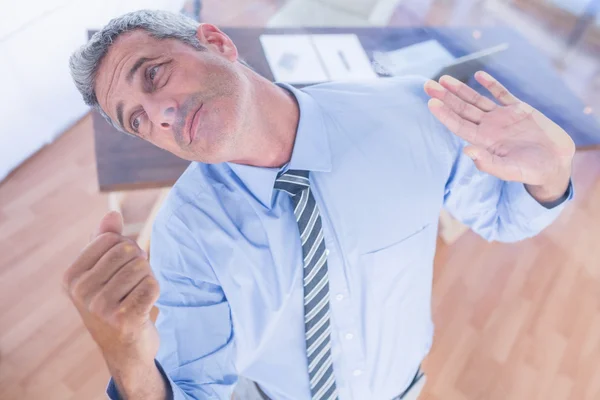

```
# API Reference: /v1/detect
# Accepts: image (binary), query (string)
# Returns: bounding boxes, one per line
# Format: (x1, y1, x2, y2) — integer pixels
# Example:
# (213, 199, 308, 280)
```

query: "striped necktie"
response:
(274, 169, 338, 400)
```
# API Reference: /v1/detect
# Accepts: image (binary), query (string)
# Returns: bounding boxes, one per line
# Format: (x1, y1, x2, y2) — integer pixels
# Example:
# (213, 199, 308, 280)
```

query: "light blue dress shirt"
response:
(108, 76, 572, 400)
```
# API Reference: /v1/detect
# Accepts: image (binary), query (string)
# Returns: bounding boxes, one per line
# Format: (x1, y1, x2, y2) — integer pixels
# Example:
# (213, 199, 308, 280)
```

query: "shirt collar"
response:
(227, 83, 332, 209)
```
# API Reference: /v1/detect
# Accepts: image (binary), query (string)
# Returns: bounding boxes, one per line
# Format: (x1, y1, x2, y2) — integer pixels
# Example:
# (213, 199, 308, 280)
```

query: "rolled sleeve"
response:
(504, 180, 574, 221)
(106, 360, 176, 400)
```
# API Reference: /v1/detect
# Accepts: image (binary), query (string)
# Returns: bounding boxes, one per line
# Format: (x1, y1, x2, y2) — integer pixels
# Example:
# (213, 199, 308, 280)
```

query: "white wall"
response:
(0, 0, 186, 183)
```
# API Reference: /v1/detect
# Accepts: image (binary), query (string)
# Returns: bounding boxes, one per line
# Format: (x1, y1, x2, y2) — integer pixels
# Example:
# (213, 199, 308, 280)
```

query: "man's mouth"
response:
(187, 103, 203, 144)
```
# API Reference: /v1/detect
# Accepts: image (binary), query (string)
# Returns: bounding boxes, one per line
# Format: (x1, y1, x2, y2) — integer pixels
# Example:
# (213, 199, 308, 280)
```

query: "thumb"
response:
(92, 210, 124, 241)
(463, 146, 521, 182)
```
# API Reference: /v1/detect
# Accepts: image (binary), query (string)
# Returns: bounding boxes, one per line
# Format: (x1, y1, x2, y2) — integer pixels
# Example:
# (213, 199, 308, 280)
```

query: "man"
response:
(64, 9, 574, 400)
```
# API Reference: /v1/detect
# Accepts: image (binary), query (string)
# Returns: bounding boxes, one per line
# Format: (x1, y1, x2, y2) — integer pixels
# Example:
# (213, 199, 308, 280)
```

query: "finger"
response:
(89, 256, 152, 314)
(70, 240, 146, 306)
(427, 99, 481, 145)
(464, 146, 523, 181)
(93, 211, 124, 240)
(119, 275, 160, 318)
(63, 232, 126, 290)
(475, 71, 519, 106)
(438, 75, 498, 112)
(424, 80, 486, 124)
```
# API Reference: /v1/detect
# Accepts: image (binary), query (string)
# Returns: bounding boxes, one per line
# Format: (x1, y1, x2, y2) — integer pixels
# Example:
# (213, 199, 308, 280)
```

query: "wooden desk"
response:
(91, 27, 600, 245)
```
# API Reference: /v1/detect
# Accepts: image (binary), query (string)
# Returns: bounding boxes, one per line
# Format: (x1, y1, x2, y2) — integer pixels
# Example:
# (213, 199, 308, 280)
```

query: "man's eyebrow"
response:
(126, 56, 160, 84)
(116, 101, 125, 131)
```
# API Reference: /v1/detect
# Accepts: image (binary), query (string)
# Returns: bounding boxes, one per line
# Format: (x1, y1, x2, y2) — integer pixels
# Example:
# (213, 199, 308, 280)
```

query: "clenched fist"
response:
(63, 211, 162, 394)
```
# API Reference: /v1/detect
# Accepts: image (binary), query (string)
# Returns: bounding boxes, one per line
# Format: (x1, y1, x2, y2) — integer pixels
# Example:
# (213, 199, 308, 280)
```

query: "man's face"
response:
(95, 26, 248, 163)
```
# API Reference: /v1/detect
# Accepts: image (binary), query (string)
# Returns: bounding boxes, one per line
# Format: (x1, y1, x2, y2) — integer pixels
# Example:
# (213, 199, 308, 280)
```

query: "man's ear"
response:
(195, 23, 239, 62)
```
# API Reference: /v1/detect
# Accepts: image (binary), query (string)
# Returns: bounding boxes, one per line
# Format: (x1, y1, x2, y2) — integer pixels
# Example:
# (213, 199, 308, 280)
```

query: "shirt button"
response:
(353, 369, 363, 377)
(345, 333, 354, 340)
(335, 294, 344, 301)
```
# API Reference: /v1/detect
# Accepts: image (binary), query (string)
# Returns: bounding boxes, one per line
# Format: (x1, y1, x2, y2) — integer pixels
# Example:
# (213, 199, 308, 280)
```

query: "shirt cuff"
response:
(505, 180, 574, 221)
(106, 359, 176, 400)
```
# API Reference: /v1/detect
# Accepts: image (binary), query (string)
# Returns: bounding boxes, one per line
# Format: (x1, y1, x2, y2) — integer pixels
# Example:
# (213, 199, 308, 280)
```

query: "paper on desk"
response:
(259, 34, 329, 84)
(311, 34, 377, 81)
(373, 39, 455, 78)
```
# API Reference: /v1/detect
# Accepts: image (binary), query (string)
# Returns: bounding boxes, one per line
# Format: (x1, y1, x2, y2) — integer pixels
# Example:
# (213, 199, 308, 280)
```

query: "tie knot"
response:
(274, 169, 310, 196)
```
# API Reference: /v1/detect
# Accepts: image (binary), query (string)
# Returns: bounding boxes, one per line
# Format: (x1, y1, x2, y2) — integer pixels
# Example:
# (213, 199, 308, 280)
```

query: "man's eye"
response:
(132, 115, 141, 131)
(149, 65, 159, 81)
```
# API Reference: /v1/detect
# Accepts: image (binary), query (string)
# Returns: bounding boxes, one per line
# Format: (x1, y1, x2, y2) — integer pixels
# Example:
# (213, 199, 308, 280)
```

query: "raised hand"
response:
(424, 71, 574, 203)
(63, 211, 162, 395)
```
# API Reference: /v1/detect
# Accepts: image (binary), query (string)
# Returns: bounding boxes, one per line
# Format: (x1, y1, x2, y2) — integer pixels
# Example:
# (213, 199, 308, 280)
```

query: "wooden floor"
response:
(1, 1, 599, 399)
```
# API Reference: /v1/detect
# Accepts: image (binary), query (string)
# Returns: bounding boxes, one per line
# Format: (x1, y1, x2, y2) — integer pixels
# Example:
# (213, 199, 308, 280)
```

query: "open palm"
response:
(424, 71, 575, 186)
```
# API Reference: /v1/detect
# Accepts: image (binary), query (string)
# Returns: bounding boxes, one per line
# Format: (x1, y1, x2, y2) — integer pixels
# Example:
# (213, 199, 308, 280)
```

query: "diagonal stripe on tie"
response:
(306, 301, 330, 336)
(313, 364, 335, 398)
(310, 355, 333, 387)
(306, 312, 329, 342)
(298, 195, 317, 239)
(300, 207, 320, 245)
(277, 174, 310, 186)
(273, 169, 338, 400)
(303, 216, 323, 255)
(304, 251, 328, 287)
(307, 321, 331, 356)
(309, 336, 332, 375)
(305, 273, 329, 310)
(294, 189, 310, 219)
(303, 228, 324, 265)
(305, 290, 329, 322)
(304, 269, 329, 306)
(321, 380, 338, 400)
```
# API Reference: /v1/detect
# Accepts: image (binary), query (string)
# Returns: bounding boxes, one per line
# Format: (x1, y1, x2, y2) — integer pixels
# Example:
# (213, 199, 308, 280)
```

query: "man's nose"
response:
(147, 99, 177, 130)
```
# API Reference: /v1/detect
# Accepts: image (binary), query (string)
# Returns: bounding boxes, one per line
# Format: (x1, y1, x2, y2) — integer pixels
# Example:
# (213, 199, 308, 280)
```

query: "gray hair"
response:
(70, 9, 232, 133)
